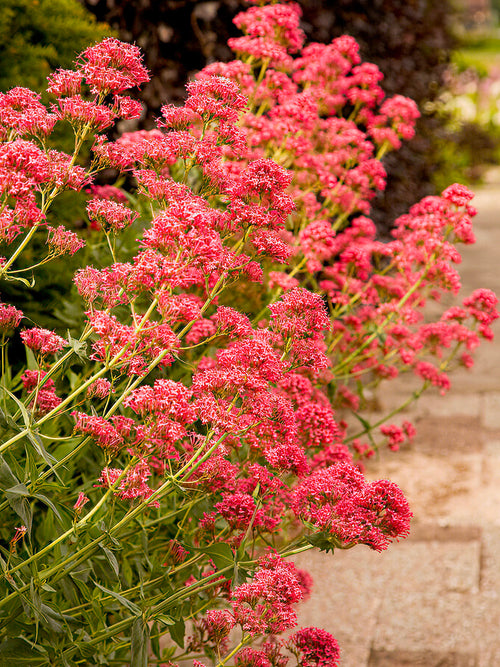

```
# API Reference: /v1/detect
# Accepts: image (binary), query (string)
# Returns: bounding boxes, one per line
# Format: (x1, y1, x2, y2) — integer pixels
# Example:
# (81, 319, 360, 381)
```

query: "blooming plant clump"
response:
(0, 1, 497, 665)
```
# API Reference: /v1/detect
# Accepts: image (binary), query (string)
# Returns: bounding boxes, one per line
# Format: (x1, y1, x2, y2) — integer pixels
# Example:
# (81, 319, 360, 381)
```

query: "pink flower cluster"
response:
(1, 2, 498, 665)
(86, 198, 138, 233)
(231, 550, 304, 635)
(0, 302, 23, 330)
(20, 328, 66, 356)
(20, 369, 61, 415)
(292, 462, 412, 551)
(0, 38, 148, 257)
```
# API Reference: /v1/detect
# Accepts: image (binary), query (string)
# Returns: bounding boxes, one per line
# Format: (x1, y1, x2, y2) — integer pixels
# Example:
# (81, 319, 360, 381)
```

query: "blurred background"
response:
(7, 0, 500, 225)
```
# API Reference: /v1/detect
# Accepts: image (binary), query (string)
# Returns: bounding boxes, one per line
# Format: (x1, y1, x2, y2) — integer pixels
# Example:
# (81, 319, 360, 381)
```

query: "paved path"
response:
(294, 182, 500, 666)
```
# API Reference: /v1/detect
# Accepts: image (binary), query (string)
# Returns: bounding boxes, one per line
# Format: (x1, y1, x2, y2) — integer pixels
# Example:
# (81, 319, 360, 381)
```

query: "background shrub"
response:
(82, 0, 458, 230)
(0, 0, 110, 92)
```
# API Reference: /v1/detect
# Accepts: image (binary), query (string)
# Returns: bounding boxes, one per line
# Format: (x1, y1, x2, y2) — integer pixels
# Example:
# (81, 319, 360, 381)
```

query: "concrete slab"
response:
(482, 392, 500, 430)
(379, 541, 480, 594)
(415, 392, 482, 419)
(368, 649, 478, 666)
(365, 451, 483, 524)
(478, 528, 500, 595)
(292, 548, 389, 667)
(372, 591, 479, 654)
(412, 416, 484, 455)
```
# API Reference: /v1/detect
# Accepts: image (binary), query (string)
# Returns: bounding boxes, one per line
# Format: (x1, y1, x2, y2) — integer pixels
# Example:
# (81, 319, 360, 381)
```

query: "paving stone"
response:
(293, 549, 388, 667)
(407, 523, 481, 542)
(482, 392, 500, 430)
(478, 528, 500, 595)
(470, 596, 500, 663)
(365, 451, 483, 524)
(376, 540, 480, 595)
(415, 392, 482, 419)
(484, 438, 500, 457)
(372, 591, 479, 654)
(447, 339, 500, 394)
(368, 649, 478, 666)
(479, 649, 500, 667)
(435, 456, 500, 528)
(412, 416, 483, 455)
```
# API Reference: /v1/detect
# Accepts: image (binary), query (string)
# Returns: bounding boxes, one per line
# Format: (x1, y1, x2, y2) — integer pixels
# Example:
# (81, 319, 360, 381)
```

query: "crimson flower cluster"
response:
(0, 1, 497, 666)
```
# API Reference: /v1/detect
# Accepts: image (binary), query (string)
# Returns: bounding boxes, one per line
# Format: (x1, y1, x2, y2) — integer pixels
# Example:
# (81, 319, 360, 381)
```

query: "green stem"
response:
(1, 464, 134, 580)
(216, 635, 251, 666)
(331, 257, 437, 373)
(346, 381, 429, 444)
(0, 430, 229, 606)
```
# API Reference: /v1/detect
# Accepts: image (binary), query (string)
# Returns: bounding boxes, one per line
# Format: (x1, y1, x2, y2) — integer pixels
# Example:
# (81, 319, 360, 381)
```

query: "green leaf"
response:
(41, 583, 56, 593)
(4, 482, 33, 530)
(130, 616, 149, 667)
(33, 493, 62, 522)
(6, 493, 32, 533)
(193, 542, 234, 571)
(155, 614, 176, 626)
(6, 483, 29, 497)
(306, 532, 336, 554)
(39, 604, 63, 634)
(25, 448, 39, 484)
(25, 430, 62, 483)
(1, 386, 31, 430)
(26, 430, 57, 466)
(69, 566, 91, 584)
(0, 406, 14, 430)
(150, 621, 161, 659)
(25, 347, 38, 371)
(100, 545, 119, 578)
(0, 457, 20, 490)
(233, 562, 249, 586)
(93, 582, 141, 616)
(169, 617, 185, 649)
(0, 638, 48, 665)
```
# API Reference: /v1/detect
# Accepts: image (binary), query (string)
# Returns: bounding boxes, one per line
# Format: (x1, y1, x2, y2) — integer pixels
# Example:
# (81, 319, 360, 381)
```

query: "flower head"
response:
(80, 38, 150, 94)
(20, 328, 66, 355)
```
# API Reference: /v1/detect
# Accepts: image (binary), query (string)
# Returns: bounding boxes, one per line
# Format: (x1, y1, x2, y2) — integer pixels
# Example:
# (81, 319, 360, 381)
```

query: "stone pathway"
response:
(294, 182, 500, 666)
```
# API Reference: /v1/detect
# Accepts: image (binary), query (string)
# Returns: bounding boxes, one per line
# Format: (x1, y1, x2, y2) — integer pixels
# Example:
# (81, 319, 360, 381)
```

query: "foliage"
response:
(0, 2, 497, 666)
(0, 0, 112, 331)
(0, 0, 110, 93)
(431, 41, 500, 188)
(82, 0, 458, 230)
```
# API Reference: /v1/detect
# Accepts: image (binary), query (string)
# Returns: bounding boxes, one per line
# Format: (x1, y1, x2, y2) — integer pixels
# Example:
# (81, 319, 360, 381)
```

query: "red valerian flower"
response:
(46, 225, 85, 256)
(231, 550, 303, 635)
(73, 492, 89, 511)
(96, 461, 158, 506)
(20, 328, 66, 355)
(0, 303, 23, 331)
(80, 38, 150, 94)
(86, 198, 138, 232)
(442, 183, 474, 207)
(185, 76, 247, 124)
(292, 462, 412, 551)
(72, 412, 125, 454)
(47, 69, 83, 97)
(288, 626, 340, 667)
(0, 87, 56, 138)
(86, 378, 113, 399)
